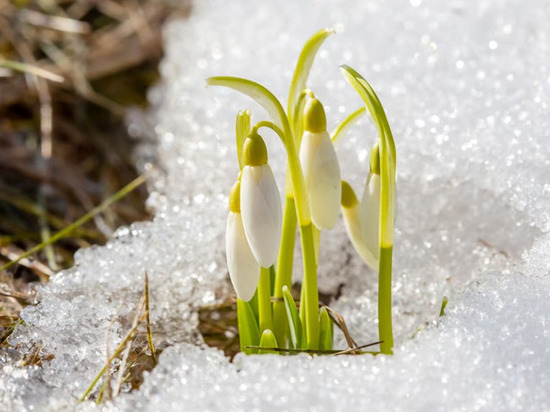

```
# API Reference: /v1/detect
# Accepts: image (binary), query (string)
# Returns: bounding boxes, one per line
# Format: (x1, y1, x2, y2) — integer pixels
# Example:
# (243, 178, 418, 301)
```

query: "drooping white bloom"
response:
(340, 180, 378, 270)
(240, 164, 282, 267)
(226, 180, 261, 301)
(360, 171, 380, 261)
(300, 130, 341, 229)
(300, 96, 341, 229)
(226, 211, 261, 302)
(239, 131, 282, 268)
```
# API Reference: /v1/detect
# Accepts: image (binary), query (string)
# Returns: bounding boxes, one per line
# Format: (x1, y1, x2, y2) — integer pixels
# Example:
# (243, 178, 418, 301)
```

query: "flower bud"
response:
(226, 180, 260, 301)
(300, 96, 341, 229)
(360, 171, 380, 261)
(240, 133, 282, 267)
(340, 181, 378, 270)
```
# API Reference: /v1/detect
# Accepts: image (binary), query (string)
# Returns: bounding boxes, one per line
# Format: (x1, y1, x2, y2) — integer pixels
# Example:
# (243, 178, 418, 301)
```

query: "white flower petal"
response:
(240, 164, 282, 267)
(341, 202, 378, 270)
(300, 131, 341, 229)
(226, 212, 260, 301)
(360, 172, 380, 260)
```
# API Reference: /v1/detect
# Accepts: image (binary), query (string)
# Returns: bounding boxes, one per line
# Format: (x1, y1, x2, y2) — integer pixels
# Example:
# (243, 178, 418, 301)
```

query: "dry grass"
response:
(78, 273, 160, 402)
(0, 0, 191, 346)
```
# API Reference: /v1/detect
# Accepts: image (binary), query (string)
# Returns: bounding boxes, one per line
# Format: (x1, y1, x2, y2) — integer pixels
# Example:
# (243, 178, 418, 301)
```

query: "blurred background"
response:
(0, 0, 190, 342)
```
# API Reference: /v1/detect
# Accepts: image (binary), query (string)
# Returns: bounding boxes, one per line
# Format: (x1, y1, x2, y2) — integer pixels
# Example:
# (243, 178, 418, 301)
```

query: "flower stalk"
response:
(258, 266, 273, 333)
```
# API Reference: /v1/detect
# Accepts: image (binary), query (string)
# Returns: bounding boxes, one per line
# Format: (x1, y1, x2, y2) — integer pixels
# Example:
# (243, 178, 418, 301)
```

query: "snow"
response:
(1, 0, 550, 410)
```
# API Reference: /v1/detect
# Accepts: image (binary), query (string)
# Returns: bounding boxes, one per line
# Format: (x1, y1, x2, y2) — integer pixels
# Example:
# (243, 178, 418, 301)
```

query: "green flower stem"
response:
(258, 266, 273, 333)
(272, 135, 319, 349)
(312, 225, 321, 263)
(378, 246, 394, 354)
(272, 196, 297, 346)
(299, 271, 306, 327)
(300, 223, 319, 349)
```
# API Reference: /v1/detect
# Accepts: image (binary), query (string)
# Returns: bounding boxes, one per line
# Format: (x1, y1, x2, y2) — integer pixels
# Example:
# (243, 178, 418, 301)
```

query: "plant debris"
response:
(0, 0, 191, 349)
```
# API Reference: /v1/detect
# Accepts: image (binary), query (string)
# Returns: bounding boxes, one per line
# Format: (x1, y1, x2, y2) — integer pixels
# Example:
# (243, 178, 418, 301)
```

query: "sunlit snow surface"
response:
(2, 0, 550, 410)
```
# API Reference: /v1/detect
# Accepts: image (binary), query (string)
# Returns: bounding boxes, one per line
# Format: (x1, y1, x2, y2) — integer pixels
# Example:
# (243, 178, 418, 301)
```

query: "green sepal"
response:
(235, 109, 251, 170)
(282, 285, 306, 349)
(258, 329, 279, 355)
(237, 298, 260, 355)
(319, 306, 333, 351)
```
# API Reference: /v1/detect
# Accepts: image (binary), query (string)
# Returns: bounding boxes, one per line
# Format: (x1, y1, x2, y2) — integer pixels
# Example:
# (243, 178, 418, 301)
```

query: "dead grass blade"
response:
(144, 272, 157, 365)
(324, 306, 359, 353)
(0, 59, 64, 83)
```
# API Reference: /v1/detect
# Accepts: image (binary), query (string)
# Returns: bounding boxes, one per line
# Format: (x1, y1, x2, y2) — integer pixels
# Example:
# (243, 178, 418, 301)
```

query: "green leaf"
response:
(249, 287, 259, 324)
(439, 296, 449, 317)
(258, 329, 279, 355)
(206, 76, 291, 141)
(331, 106, 366, 146)
(319, 306, 333, 351)
(282, 285, 305, 349)
(235, 109, 251, 170)
(339, 65, 396, 165)
(294, 90, 308, 147)
(339, 65, 396, 248)
(287, 28, 335, 128)
(237, 299, 260, 355)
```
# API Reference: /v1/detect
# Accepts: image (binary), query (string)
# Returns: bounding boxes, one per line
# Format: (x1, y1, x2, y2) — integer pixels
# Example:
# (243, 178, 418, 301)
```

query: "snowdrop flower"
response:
(359, 140, 381, 262)
(240, 131, 282, 268)
(299, 96, 341, 229)
(340, 180, 378, 270)
(226, 179, 260, 302)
